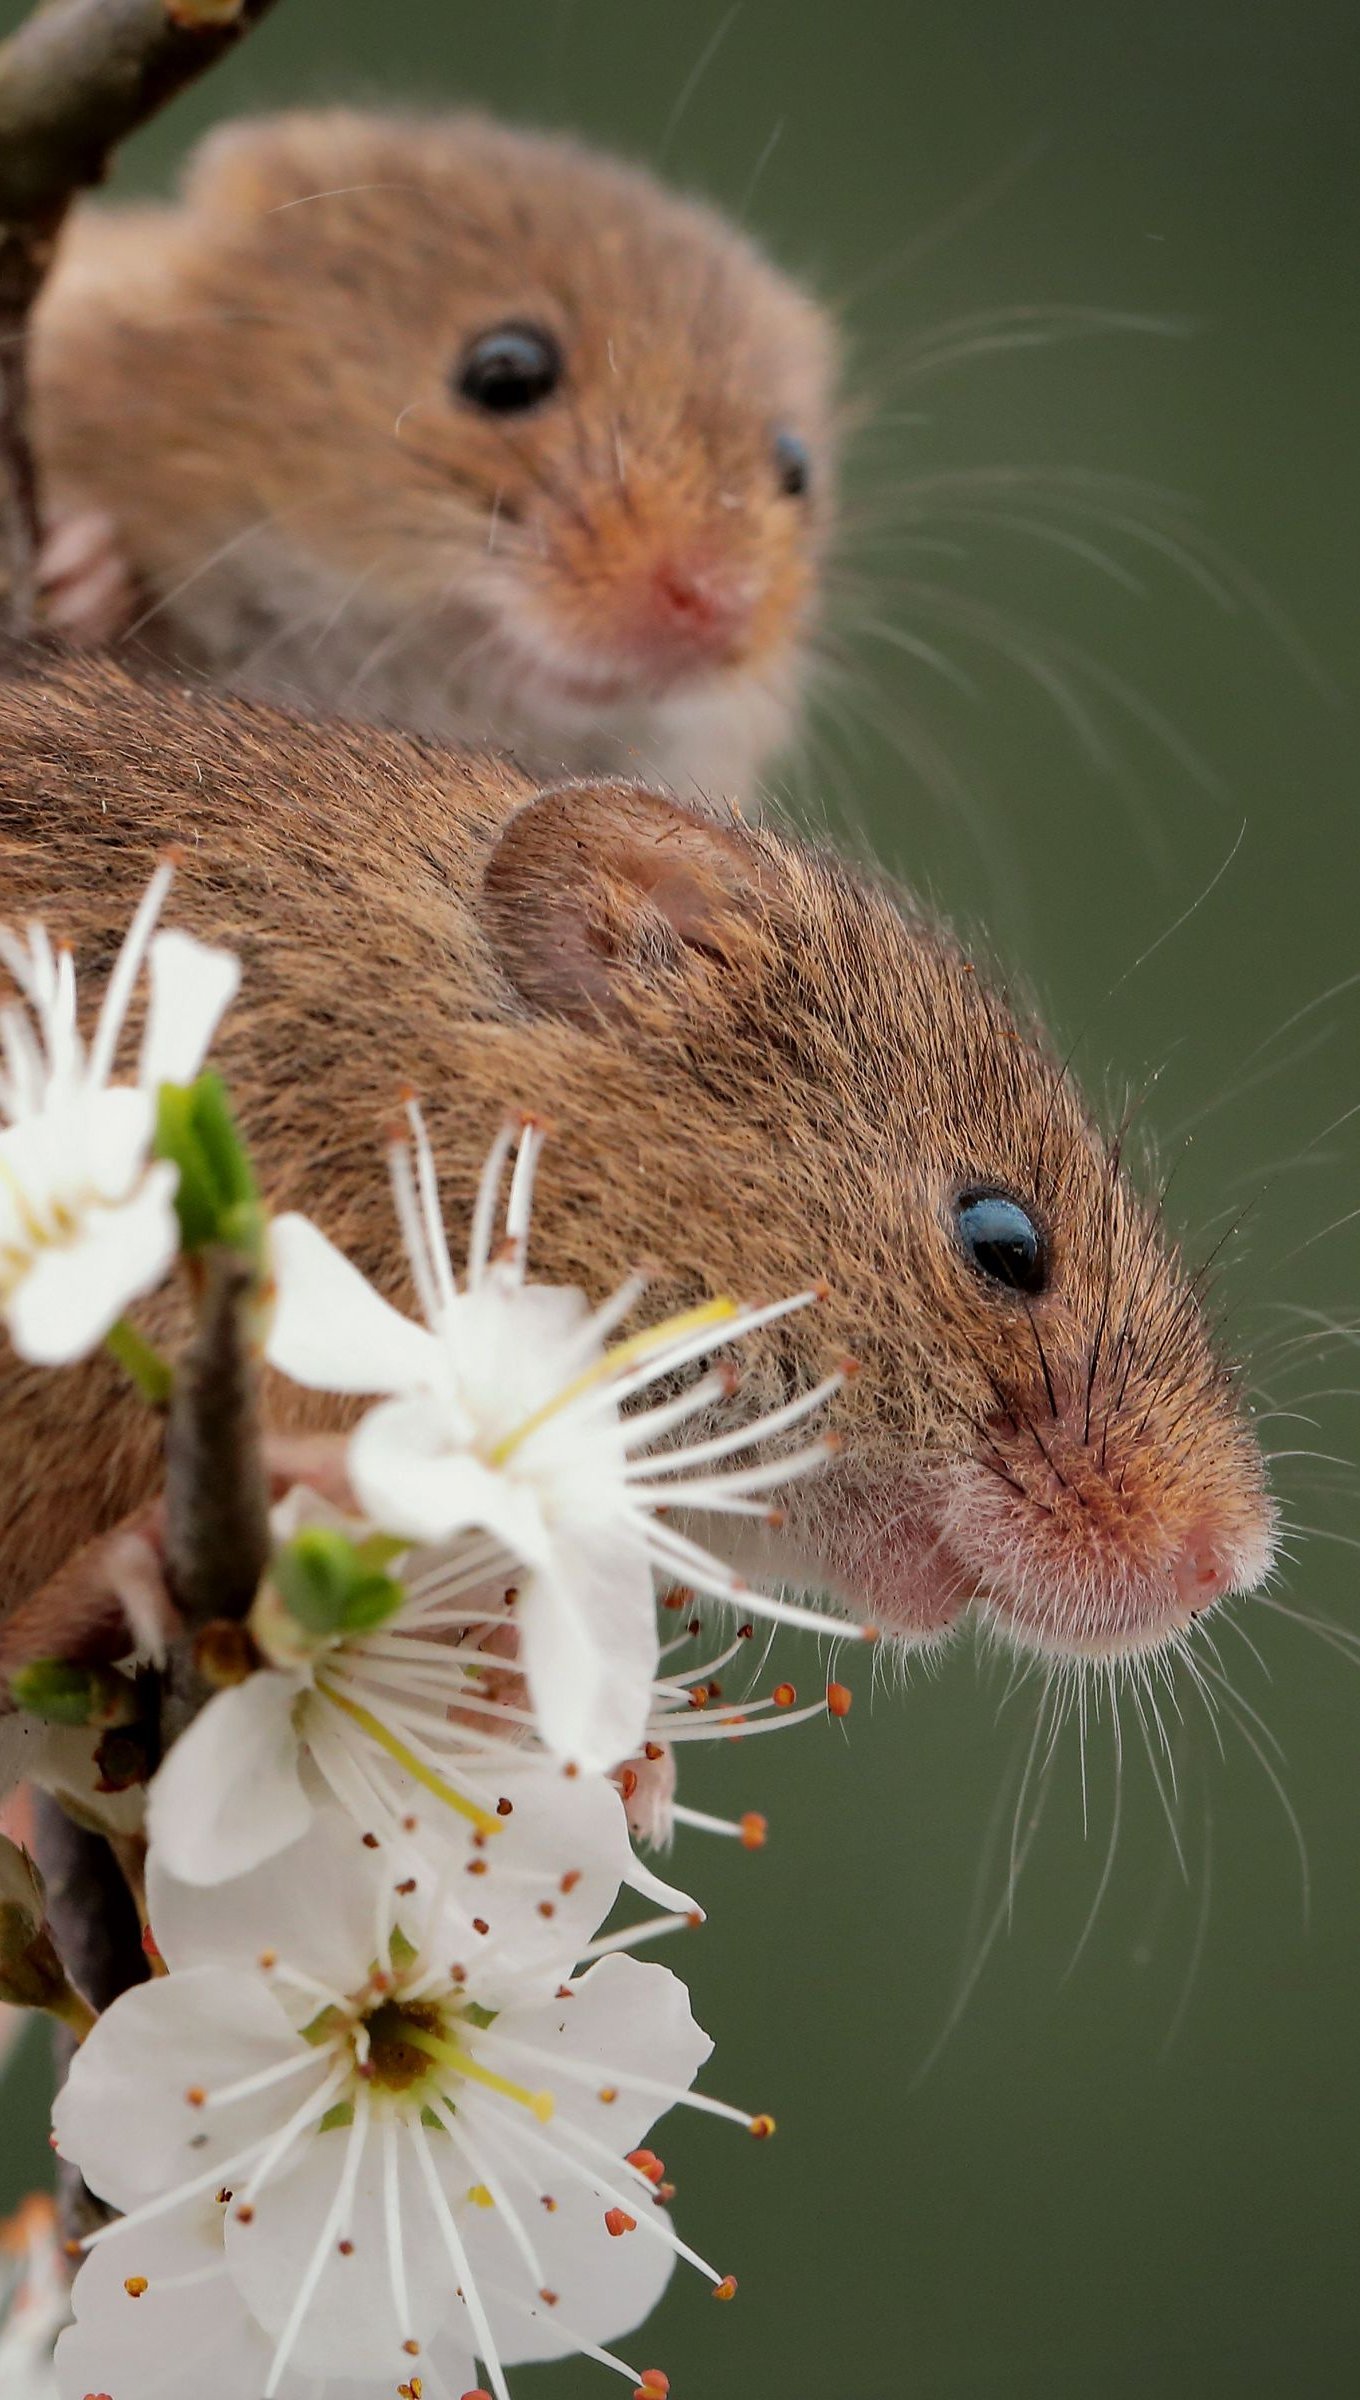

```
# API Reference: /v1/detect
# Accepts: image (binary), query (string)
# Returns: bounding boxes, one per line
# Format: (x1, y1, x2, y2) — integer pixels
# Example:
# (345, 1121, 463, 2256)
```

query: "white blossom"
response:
(0, 1711, 144, 1839)
(266, 1109, 858, 1773)
(55, 1807, 759, 2400)
(0, 867, 239, 1364)
(0, 2196, 68, 2397)
(146, 1485, 844, 1896)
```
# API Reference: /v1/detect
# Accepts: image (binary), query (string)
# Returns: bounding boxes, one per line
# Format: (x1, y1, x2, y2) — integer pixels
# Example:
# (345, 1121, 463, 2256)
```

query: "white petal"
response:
(146, 1673, 313, 1886)
(502, 1952, 713, 2157)
(57, 2207, 275, 2400)
(416, 1769, 636, 2010)
(18, 1718, 146, 1839)
(624, 1847, 701, 1917)
(468, 2160, 676, 2368)
(224, 2124, 456, 2378)
(147, 1806, 381, 1997)
(266, 1215, 436, 1394)
(0, 1710, 50, 1801)
(83, 1083, 156, 1202)
(53, 1969, 307, 2212)
(139, 929, 240, 1091)
(5, 1167, 178, 1364)
(516, 1528, 658, 1772)
(349, 1399, 552, 1554)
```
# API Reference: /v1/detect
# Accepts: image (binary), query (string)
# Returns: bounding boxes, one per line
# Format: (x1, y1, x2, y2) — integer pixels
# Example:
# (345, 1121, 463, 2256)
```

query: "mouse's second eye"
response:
(456, 323, 564, 415)
(953, 1189, 1049, 1297)
(772, 428, 811, 499)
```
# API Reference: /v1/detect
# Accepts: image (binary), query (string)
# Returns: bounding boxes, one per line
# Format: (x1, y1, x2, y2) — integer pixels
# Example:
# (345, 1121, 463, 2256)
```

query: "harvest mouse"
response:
(29, 108, 839, 802)
(0, 655, 1274, 1674)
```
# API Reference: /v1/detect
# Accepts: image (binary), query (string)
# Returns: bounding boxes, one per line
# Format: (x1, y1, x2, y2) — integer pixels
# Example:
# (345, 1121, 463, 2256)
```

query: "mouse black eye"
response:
(455, 322, 564, 415)
(953, 1189, 1049, 1297)
(772, 428, 811, 499)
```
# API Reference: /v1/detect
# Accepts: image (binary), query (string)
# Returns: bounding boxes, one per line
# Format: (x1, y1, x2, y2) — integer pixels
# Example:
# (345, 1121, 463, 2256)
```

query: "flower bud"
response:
(8, 1661, 134, 1729)
(256, 1525, 405, 1662)
(0, 1836, 71, 2016)
(154, 1070, 264, 1265)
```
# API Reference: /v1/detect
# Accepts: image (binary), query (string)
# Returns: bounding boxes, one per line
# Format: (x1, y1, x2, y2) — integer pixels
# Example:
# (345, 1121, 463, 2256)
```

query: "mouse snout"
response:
(938, 1366, 1276, 1663)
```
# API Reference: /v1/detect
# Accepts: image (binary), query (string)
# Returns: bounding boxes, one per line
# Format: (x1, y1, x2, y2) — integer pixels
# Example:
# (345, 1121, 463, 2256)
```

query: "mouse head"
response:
(479, 785, 1275, 1665)
(172, 111, 839, 791)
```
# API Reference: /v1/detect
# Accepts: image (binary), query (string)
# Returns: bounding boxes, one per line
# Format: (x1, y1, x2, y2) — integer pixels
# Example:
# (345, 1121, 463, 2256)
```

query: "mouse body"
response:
(0, 655, 1274, 1672)
(30, 109, 839, 802)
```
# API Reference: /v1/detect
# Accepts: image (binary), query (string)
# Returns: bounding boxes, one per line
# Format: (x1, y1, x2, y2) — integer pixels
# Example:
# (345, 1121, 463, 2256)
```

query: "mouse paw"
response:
(615, 1741, 676, 1846)
(37, 506, 138, 648)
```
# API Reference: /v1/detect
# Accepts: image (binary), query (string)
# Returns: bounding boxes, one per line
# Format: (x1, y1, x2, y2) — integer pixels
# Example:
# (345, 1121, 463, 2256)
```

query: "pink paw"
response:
(37, 507, 137, 648)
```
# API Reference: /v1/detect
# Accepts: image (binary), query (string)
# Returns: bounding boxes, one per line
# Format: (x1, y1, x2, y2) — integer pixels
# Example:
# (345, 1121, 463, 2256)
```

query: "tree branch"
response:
(0, 0, 283, 632)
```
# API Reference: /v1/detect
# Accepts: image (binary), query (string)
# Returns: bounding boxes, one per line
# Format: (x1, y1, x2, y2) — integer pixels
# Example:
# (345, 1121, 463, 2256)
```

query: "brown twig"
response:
(0, 0, 283, 634)
(163, 1246, 270, 1631)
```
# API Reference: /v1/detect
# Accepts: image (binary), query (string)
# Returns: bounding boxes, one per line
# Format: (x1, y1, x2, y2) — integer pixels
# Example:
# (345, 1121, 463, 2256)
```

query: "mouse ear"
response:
(181, 110, 380, 221)
(482, 783, 776, 1025)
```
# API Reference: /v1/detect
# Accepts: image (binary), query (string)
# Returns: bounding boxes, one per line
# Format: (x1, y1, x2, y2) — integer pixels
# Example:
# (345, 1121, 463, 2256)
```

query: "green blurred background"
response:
(3, 1, 1359, 2392)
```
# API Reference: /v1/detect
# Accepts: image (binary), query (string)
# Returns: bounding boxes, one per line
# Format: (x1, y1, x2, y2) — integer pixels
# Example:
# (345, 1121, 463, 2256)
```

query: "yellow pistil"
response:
(404, 2027, 555, 2122)
(320, 1688, 501, 1839)
(486, 1295, 739, 1467)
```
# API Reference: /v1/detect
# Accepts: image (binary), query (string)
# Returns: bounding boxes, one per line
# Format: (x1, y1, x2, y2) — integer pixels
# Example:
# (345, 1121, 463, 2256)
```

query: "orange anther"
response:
(496, 1797, 514, 1817)
(618, 1768, 639, 1800)
(627, 2149, 665, 2184)
(740, 1812, 768, 1850)
(235, 2205, 255, 2224)
(605, 2208, 637, 2237)
(537, 1901, 556, 1919)
(403, 2340, 420, 2356)
(772, 1683, 796, 1708)
(713, 2274, 739, 2301)
(560, 1870, 582, 1893)
(123, 2276, 148, 2298)
(538, 2288, 559, 2306)
(598, 2086, 619, 2104)
(184, 2087, 205, 2108)
(635, 2375, 671, 2398)
(749, 2113, 777, 2140)
(826, 1682, 853, 1718)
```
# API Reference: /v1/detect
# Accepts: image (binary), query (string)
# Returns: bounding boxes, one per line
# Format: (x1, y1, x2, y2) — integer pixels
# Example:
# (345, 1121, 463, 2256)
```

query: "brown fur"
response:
(0, 655, 1272, 1661)
(31, 110, 838, 800)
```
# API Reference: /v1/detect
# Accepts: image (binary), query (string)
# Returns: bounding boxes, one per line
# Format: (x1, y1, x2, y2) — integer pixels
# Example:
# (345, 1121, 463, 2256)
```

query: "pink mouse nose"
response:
(641, 557, 748, 663)
(1172, 1529, 1235, 1617)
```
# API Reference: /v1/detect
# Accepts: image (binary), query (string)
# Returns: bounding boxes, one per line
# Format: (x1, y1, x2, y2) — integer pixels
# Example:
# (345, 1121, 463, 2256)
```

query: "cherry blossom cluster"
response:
(0, 873, 868, 2400)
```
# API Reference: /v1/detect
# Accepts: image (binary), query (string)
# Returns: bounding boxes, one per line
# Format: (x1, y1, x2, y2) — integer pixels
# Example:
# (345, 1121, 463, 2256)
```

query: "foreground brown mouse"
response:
(29, 108, 838, 802)
(0, 655, 1272, 1669)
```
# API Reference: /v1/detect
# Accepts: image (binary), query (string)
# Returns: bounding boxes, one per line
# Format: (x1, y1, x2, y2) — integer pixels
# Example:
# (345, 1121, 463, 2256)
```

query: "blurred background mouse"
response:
(30, 108, 840, 804)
